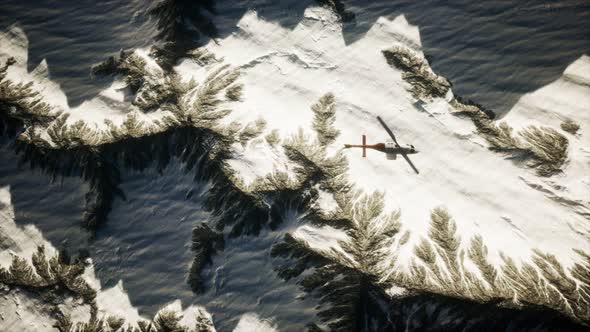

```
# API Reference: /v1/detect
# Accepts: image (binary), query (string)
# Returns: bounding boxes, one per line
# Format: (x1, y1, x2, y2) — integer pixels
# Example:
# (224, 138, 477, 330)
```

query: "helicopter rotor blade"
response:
(376, 116, 399, 147)
(400, 153, 420, 174)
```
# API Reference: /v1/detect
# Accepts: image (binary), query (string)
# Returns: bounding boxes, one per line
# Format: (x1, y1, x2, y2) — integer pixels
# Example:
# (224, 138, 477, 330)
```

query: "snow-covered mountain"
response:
(0, 2, 589, 331)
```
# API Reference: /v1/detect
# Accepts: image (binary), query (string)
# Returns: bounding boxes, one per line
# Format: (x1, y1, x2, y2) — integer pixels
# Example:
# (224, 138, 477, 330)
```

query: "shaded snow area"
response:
(0, 142, 90, 255)
(0, 25, 172, 137)
(0, 288, 56, 332)
(89, 160, 317, 330)
(0, 2, 589, 331)
(0, 165, 218, 331)
(233, 313, 279, 332)
(0, 185, 88, 331)
(0, 151, 305, 330)
(193, 209, 319, 331)
(90, 161, 206, 315)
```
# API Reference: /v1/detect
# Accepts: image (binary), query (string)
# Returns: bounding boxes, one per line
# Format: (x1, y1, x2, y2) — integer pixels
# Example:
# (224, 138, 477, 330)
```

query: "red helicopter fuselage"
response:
(344, 135, 417, 157)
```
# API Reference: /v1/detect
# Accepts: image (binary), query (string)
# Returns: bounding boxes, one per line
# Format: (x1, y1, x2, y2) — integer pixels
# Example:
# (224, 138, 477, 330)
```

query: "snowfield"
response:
(202, 8, 589, 268)
(0, 3, 589, 330)
(0, 25, 174, 136)
(0, 184, 250, 331)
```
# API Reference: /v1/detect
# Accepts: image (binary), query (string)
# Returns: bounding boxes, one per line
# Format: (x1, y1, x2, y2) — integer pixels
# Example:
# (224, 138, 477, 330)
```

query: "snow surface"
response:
(155, 300, 216, 331)
(0, 184, 215, 331)
(293, 225, 348, 257)
(0, 185, 128, 329)
(226, 137, 295, 186)
(503, 55, 590, 232)
(233, 313, 278, 332)
(0, 186, 56, 331)
(198, 7, 589, 269)
(0, 25, 172, 135)
(0, 185, 57, 267)
(0, 289, 55, 332)
(1, 4, 589, 329)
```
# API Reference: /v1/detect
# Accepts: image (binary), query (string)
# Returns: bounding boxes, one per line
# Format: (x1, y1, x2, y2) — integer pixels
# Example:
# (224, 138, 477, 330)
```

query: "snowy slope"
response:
(1, 3, 589, 329)
(0, 25, 174, 136)
(199, 7, 589, 269)
(502, 56, 590, 224)
(0, 185, 217, 331)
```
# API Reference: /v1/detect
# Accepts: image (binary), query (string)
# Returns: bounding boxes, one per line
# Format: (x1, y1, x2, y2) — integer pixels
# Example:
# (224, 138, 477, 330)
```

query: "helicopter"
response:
(344, 116, 419, 174)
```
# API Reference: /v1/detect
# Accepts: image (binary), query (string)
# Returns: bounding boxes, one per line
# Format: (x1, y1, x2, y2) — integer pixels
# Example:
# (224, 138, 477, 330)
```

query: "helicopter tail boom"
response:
(343, 135, 367, 157)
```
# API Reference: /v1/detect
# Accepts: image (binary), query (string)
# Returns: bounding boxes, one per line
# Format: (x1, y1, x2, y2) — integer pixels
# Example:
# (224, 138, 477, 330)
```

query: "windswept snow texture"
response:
(208, 7, 589, 270)
(90, 161, 318, 330)
(0, 1, 589, 331)
(1, 0, 588, 112)
(233, 313, 279, 332)
(0, 142, 90, 255)
(0, 25, 176, 137)
(0, 185, 127, 330)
